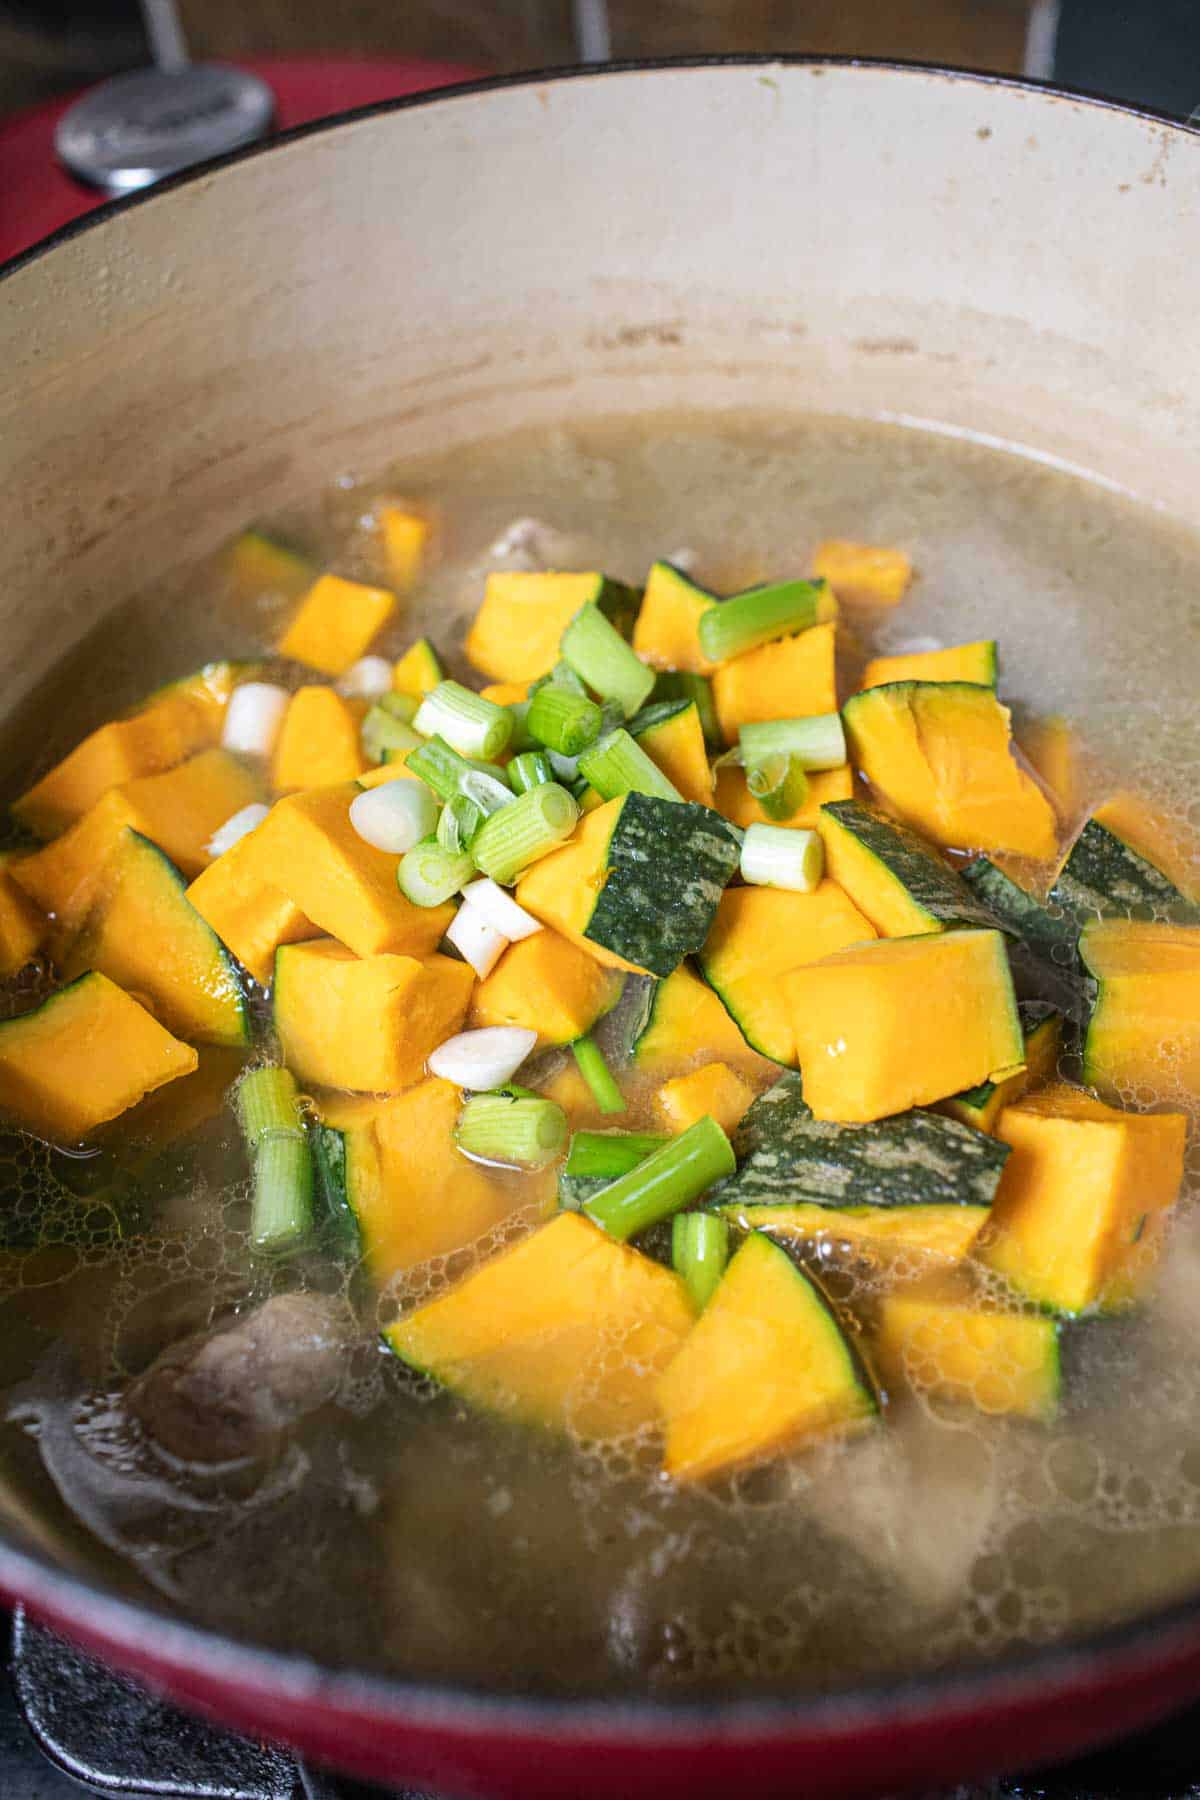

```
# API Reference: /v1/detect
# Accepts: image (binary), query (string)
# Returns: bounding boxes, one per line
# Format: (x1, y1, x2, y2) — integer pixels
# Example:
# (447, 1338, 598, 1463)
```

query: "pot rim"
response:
(5, 52, 1200, 1736)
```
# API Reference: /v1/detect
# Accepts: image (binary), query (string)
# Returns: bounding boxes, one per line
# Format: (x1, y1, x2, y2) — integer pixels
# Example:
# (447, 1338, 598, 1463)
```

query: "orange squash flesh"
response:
(1093, 792, 1199, 899)
(379, 506, 430, 594)
(0, 860, 44, 979)
(712, 623, 838, 746)
(727, 1203, 988, 1267)
(386, 1212, 695, 1440)
(635, 703, 713, 806)
(811, 540, 912, 607)
(860, 641, 996, 691)
(1080, 918, 1200, 1103)
(271, 687, 369, 791)
(657, 1232, 877, 1482)
(0, 972, 197, 1142)
(784, 928, 1023, 1122)
(274, 939, 473, 1093)
(513, 801, 650, 976)
(277, 573, 396, 677)
(713, 763, 854, 831)
(631, 562, 719, 676)
(1020, 715, 1082, 823)
(469, 928, 623, 1047)
(875, 1274, 1060, 1419)
(977, 1084, 1186, 1314)
(186, 826, 319, 987)
(466, 572, 615, 685)
(655, 1062, 755, 1136)
(253, 783, 454, 960)
(632, 962, 762, 1078)
(842, 682, 1058, 859)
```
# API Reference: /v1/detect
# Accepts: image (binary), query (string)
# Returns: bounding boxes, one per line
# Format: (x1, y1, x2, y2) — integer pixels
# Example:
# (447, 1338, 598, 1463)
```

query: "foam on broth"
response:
(1, 408, 1199, 1697)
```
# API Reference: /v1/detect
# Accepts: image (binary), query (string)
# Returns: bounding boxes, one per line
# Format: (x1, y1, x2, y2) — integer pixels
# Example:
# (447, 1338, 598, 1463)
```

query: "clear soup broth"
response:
(1, 409, 1200, 1698)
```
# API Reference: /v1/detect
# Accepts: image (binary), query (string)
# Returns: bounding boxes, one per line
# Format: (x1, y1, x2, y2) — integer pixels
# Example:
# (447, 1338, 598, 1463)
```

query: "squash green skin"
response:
(1050, 817, 1200, 928)
(585, 795, 741, 978)
(939, 1002, 1064, 1133)
(961, 856, 1076, 967)
(820, 799, 1003, 935)
(711, 1070, 1009, 1212)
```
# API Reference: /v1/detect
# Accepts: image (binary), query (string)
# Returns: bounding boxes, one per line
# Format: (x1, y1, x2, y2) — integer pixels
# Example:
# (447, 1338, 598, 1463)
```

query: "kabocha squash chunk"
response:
(811, 540, 912, 607)
(655, 1063, 755, 1137)
(629, 701, 713, 805)
(1093, 792, 1198, 898)
(12, 687, 220, 839)
(1020, 715, 1081, 821)
(393, 637, 444, 699)
(186, 826, 318, 987)
(1080, 919, 1200, 1102)
(386, 1211, 695, 1439)
(936, 1002, 1063, 1135)
(277, 574, 397, 677)
(515, 795, 740, 979)
(60, 831, 249, 1048)
(465, 572, 638, 685)
(1049, 815, 1200, 929)
(875, 1275, 1060, 1419)
(730, 1204, 988, 1266)
(253, 783, 453, 959)
(317, 1079, 516, 1283)
(0, 972, 196, 1141)
(784, 929, 1023, 1122)
(818, 800, 1001, 939)
(698, 883, 876, 1066)
(11, 750, 265, 942)
(860, 641, 997, 691)
(842, 683, 1058, 859)
(478, 682, 527, 708)
(271, 687, 368, 791)
(977, 1084, 1186, 1314)
(714, 764, 853, 831)
(712, 623, 837, 746)
(630, 963, 759, 1076)
(379, 506, 430, 593)
(274, 940, 472, 1093)
(226, 529, 313, 602)
(631, 562, 720, 676)
(469, 929, 623, 1047)
(0, 859, 44, 978)
(657, 1232, 878, 1483)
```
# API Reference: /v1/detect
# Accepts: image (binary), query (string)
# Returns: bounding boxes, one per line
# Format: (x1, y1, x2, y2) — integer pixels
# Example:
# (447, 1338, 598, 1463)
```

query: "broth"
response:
(2, 408, 1200, 1698)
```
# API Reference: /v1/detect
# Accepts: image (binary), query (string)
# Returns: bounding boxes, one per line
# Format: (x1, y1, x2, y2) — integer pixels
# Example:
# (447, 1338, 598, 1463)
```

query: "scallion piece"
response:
(653, 671, 722, 750)
(508, 750, 555, 794)
(582, 1115, 736, 1242)
(696, 577, 837, 664)
(443, 794, 486, 850)
(413, 681, 513, 761)
(577, 729, 683, 803)
(560, 603, 655, 718)
(745, 752, 810, 822)
(406, 735, 471, 801)
(397, 836, 474, 906)
(460, 767, 514, 817)
(530, 660, 589, 698)
(739, 711, 847, 772)
(672, 1212, 731, 1312)
(234, 1067, 313, 1255)
(565, 1130, 670, 1181)
(361, 699, 423, 765)
(740, 821, 825, 892)
(526, 686, 604, 757)
(455, 1092, 568, 1169)
(571, 1034, 626, 1116)
(470, 782, 578, 885)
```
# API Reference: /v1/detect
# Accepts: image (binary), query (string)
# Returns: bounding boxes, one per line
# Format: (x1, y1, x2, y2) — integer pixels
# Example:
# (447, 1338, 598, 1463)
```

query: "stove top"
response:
(4, 1606, 1200, 1800)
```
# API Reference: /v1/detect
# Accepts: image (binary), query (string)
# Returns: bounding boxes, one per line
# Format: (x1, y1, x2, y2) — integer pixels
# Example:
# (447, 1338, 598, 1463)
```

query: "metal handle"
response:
(139, 0, 191, 71)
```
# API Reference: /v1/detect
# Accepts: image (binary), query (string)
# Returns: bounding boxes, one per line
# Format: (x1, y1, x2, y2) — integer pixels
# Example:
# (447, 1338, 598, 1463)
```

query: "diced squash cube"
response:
(379, 506, 430, 593)
(12, 687, 220, 839)
(784, 929, 1023, 1122)
(811, 540, 912, 607)
(253, 783, 453, 959)
(478, 682, 527, 708)
(842, 682, 1058, 859)
(875, 1275, 1060, 1419)
(326, 1078, 517, 1282)
(728, 1203, 989, 1267)
(533, 1060, 611, 1128)
(0, 859, 45, 978)
(11, 750, 265, 943)
(655, 1062, 754, 1136)
(631, 561, 719, 675)
(274, 939, 473, 1093)
(1020, 714, 1081, 822)
(0, 972, 197, 1141)
(657, 1232, 877, 1482)
(631, 962, 761, 1077)
(712, 622, 837, 746)
(1093, 791, 1198, 899)
(226, 530, 313, 602)
(699, 882, 876, 1066)
(186, 825, 319, 987)
(465, 572, 636, 685)
(393, 637, 444, 699)
(469, 929, 623, 1047)
(860, 640, 997, 690)
(1080, 918, 1200, 1102)
(61, 830, 249, 1048)
(713, 763, 853, 831)
(936, 1004, 1063, 1135)
(278, 573, 396, 677)
(631, 700, 713, 805)
(817, 799, 997, 939)
(136, 660, 250, 730)
(386, 1211, 695, 1439)
(271, 686, 369, 791)
(977, 1084, 1186, 1314)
